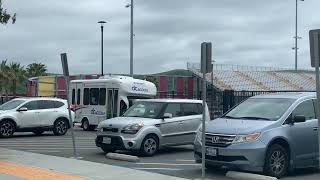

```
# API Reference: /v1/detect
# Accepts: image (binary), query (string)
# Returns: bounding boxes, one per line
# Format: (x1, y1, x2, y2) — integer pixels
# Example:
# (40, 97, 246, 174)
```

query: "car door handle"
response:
(179, 121, 184, 125)
(34, 112, 40, 114)
(313, 127, 318, 131)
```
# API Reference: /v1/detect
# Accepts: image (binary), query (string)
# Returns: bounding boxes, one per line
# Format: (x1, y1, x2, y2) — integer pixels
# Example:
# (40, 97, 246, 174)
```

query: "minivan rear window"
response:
(224, 98, 295, 121)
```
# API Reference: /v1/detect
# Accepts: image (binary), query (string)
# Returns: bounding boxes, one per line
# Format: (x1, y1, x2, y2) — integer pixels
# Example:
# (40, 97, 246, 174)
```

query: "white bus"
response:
(69, 76, 157, 131)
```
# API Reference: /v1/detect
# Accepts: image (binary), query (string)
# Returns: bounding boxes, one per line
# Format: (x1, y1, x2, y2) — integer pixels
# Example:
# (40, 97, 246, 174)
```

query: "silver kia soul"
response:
(194, 92, 320, 178)
(95, 99, 210, 156)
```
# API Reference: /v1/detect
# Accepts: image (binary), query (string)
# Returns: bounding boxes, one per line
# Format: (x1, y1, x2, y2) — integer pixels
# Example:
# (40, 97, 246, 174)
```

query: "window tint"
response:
(39, 100, 55, 109)
(72, 89, 75, 104)
(90, 88, 99, 105)
(83, 88, 90, 105)
(313, 99, 318, 118)
(182, 103, 202, 116)
(293, 100, 316, 121)
(23, 101, 39, 110)
(77, 89, 81, 105)
(120, 100, 127, 116)
(164, 103, 182, 117)
(54, 101, 65, 108)
(99, 88, 106, 105)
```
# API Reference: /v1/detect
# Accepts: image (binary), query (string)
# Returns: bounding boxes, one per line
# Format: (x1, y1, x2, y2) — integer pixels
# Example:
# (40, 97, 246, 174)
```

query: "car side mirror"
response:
(293, 115, 306, 123)
(162, 113, 173, 119)
(17, 107, 28, 112)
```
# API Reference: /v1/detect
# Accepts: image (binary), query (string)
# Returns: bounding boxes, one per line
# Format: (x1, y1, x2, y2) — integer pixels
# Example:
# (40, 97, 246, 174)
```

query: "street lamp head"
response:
(98, 21, 107, 24)
(125, 4, 131, 8)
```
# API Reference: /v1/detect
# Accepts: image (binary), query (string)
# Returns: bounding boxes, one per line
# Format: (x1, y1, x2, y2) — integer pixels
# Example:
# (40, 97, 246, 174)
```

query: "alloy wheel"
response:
(0, 121, 14, 137)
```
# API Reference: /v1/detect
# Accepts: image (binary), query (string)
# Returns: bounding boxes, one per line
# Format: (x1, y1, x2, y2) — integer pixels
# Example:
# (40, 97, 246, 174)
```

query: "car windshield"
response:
(0, 100, 25, 110)
(123, 101, 165, 119)
(224, 98, 295, 121)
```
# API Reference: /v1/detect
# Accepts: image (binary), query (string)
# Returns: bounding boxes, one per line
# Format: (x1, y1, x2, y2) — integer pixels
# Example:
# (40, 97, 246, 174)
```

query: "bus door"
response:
(106, 88, 119, 119)
(71, 83, 82, 122)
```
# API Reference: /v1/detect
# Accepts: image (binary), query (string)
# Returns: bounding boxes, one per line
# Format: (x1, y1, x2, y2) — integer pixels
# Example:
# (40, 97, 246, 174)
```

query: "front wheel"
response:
(140, 135, 159, 156)
(264, 144, 289, 178)
(0, 120, 15, 138)
(53, 119, 68, 136)
(82, 119, 90, 131)
(101, 147, 115, 153)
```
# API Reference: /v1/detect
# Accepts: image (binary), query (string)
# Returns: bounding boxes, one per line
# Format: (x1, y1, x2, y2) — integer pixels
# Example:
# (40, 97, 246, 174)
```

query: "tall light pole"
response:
(294, 0, 304, 71)
(126, 0, 134, 77)
(98, 21, 106, 76)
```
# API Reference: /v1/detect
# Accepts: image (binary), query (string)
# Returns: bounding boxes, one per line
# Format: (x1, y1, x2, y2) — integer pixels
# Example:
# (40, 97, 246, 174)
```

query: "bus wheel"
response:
(82, 119, 90, 131)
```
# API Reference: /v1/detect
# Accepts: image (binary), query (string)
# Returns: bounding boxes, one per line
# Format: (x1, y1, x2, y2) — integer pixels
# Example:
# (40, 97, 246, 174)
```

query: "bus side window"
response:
(90, 88, 99, 105)
(83, 88, 90, 105)
(99, 88, 106, 105)
(77, 89, 81, 105)
(120, 100, 127, 116)
(71, 89, 75, 104)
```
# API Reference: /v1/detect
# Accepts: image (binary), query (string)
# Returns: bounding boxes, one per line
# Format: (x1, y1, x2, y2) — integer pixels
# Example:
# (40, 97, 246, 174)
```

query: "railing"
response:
(187, 62, 313, 72)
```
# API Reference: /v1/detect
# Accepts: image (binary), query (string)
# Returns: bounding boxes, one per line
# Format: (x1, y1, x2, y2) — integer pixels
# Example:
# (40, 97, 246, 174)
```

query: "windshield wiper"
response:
(238, 116, 271, 121)
(223, 115, 239, 119)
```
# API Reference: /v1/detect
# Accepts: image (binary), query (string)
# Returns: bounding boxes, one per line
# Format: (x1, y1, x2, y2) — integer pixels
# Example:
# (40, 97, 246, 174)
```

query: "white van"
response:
(69, 76, 157, 131)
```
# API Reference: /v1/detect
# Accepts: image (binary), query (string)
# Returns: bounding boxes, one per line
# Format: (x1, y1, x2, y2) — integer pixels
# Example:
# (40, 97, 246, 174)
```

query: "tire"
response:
(0, 120, 16, 138)
(82, 119, 90, 131)
(205, 163, 221, 170)
(33, 130, 44, 136)
(264, 144, 289, 178)
(89, 125, 96, 131)
(101, 147, 115, 153)
(53, 119, 68, 136)
(140, 135, 159, 157)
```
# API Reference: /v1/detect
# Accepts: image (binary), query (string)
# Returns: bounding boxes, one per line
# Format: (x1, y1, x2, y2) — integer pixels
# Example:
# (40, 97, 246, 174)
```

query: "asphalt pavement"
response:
(0, 128, 319, 180)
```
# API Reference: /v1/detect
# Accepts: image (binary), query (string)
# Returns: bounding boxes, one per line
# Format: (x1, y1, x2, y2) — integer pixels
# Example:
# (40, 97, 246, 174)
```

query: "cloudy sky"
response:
(0, 0, 319, 75)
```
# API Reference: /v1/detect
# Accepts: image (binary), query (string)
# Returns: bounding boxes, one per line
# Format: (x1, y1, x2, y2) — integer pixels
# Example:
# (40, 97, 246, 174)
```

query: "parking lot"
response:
(0, 128, 319, 180)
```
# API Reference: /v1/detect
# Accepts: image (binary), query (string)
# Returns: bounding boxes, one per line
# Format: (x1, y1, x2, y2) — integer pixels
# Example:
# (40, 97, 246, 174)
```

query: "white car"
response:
(0, 97, 74, 138)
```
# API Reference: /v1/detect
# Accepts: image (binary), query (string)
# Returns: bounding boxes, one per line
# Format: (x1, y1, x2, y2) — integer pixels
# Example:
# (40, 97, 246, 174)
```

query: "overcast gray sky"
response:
(0, 0, 319, 75)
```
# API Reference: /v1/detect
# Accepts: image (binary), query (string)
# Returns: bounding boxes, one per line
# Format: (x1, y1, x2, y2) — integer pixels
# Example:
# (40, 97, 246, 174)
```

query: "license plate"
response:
(206, 147, 217, 156)
(102, 137, 111, 144)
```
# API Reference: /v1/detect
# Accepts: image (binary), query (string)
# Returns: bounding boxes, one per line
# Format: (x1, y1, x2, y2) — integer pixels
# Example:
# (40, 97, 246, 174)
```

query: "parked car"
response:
(96, 99, 210, 156)
(0, 97, 74, 138)
(194, 92, 319, 178)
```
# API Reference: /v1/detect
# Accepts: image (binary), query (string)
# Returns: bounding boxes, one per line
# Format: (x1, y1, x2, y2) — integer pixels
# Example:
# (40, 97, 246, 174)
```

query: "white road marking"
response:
(3, 147, 97, 150)
(175, 159, 195, 162)
(28, 150, 61, 153)
(136, 162, 200, 166)
(134, 168, 182, 171)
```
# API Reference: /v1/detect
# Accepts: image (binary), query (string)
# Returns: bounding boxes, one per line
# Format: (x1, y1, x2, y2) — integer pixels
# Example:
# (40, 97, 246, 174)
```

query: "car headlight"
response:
(121, 123, 144, 134)
(232, 133, 260, 144)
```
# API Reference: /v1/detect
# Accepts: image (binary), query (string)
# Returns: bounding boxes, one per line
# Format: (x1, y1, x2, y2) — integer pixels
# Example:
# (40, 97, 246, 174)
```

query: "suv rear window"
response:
(182, 103, 202, 116)
(54, 101, 65, 108)
(38, 100, 55, 109)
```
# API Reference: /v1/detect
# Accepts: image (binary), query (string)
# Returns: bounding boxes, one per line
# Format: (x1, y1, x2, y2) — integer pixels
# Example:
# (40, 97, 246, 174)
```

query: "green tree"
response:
(0, 60, 9, 96)
(26, 63, 47, 77)
(0, 0, 16, 25)
(7, 62, 26, 97)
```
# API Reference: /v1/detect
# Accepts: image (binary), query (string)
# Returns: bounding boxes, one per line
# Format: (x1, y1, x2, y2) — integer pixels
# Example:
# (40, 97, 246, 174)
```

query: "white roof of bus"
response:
(70, 76, 157, 96)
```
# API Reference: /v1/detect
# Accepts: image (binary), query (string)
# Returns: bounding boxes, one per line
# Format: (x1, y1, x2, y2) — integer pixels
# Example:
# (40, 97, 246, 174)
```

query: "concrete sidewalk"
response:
(0, 148, 187, 180)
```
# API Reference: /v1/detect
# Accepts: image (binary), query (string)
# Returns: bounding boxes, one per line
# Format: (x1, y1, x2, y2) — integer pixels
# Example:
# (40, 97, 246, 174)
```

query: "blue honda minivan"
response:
(194, 92, 319, 178)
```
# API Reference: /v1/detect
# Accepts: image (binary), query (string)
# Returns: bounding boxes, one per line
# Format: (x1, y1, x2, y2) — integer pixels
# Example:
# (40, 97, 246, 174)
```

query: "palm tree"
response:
(7, 62, 26, 97)
(0, 60, 9, 97)
(26, 63, 47, 78)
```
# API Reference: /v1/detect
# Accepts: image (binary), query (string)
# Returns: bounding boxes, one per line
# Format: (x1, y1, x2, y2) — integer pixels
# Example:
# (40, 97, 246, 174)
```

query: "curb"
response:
(226, 171, 277, 180)
(106, 153, 140, 162)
